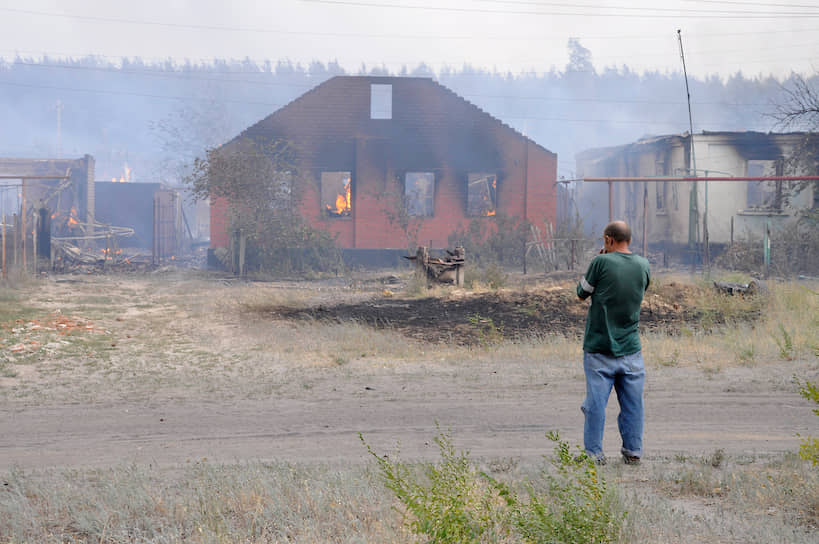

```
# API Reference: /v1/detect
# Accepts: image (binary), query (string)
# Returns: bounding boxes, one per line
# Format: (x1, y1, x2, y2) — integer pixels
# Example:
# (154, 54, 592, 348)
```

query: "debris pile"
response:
(713, 279, 767, 296)
(49, 245, 207, 274)
(405, 246, 466, 287)
(52, 242, 154, 273)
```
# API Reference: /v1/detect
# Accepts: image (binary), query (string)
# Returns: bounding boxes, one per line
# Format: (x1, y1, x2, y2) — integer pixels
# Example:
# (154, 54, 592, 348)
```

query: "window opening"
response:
(656, 181, 667, 210)
(746, 160, 781, 210)
(654, 162, 667, 211)
(321, 171, 352, 217)
(467, 173, 497, 216)
(405, 172, 434, 216)
(370, 84, 392, 120)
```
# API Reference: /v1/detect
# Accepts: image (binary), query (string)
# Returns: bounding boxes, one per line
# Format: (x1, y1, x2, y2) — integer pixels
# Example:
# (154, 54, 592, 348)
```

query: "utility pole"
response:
(703, 170, 710, 277)
(678, 29, 699, 270)
(21, 180, 26, 273)
(1, 188, 5, 279)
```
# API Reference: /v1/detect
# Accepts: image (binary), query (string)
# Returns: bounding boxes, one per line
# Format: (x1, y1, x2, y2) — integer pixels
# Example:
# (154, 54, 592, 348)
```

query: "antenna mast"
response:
(677, 29, 700, 254)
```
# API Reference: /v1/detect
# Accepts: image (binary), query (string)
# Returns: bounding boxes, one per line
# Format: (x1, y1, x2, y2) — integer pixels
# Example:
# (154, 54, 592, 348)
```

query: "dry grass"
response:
(617, 451, 819, 543)
(0, 270, 817, 542)
(0, 461, 401, 543)
(641, 276, 818, 374)
(0, 450, 816, 543)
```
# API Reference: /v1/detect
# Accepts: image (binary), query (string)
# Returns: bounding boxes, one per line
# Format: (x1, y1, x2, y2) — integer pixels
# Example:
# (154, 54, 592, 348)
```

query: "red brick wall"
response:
(526, 142, 559, 233)
(210, 197, 229, 249)
(210, 76, 558, 250)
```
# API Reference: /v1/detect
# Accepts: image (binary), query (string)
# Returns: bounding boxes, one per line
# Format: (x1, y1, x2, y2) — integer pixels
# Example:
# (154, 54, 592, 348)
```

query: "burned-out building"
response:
(0, 156, 192, 270)
(210, 76, 557, 260)
(0, 156, 95, 229)
(576, 131, 817, 256)
(94, 181, 161, 249)
(94, 182, 192, 262)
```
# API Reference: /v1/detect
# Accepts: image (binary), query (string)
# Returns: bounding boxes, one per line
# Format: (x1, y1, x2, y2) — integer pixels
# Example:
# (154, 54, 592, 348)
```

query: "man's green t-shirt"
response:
(576, 252, 650, 357)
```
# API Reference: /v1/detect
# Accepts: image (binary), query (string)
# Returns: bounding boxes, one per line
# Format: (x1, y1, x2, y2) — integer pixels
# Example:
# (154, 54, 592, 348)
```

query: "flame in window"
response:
(326, 178, 352, 217)
(483, 177, 497, 216)
(468, 174, 496, 216)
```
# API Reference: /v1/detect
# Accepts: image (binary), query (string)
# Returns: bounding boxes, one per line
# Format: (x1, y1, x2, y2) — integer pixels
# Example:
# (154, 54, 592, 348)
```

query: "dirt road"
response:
(1, 367, 813, 470)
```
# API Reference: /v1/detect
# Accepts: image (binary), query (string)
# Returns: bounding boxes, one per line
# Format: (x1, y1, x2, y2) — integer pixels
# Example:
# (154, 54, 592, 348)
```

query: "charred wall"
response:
(212, 76, 557, 250)
(94, 182, 161, 248)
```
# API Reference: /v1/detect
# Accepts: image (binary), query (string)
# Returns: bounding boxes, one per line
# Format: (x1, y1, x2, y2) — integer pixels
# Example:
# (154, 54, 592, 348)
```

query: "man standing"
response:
(576, 221, 650, 465)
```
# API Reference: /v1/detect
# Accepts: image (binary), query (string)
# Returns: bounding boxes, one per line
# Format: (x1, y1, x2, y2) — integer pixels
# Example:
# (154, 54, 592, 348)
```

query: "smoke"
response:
(0, 50, 801, 187)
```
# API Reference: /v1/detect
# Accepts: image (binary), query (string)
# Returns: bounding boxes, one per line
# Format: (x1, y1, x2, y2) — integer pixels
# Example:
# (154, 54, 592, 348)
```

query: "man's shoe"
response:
(622, 454, 641, 466)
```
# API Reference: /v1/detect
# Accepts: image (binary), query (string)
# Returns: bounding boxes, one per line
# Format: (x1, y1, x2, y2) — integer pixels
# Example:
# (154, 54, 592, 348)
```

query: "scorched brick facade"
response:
(210, 76, 557, 251)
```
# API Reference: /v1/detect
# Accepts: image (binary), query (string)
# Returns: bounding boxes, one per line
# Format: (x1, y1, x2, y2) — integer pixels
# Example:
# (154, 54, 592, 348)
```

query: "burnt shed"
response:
(94, 182, 161, 249)
(210, 76, 557, 252)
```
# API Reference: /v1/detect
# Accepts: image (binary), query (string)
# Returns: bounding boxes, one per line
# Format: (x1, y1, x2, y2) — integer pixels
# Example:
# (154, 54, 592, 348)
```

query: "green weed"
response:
(483, 263, 508, 290)
(467, 313, 504, 346)
(773, 324, 795, 360)
(795, 378, 819, 466)
(736, 345, 756, 365)
(658, 348, 680, 367)
(506, 432, 624, 544)
(361, 428, 623, 544)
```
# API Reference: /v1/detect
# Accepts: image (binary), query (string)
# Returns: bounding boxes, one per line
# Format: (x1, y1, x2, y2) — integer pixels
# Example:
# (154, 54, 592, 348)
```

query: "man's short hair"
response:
(604, 221, 631, 243)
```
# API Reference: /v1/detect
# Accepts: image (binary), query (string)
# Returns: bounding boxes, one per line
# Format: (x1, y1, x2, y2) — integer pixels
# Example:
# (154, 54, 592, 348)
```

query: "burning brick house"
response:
(209, 76, 557, 263)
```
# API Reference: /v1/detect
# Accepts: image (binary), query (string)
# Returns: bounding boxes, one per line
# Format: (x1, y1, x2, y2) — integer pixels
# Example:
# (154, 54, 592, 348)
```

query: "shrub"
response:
(796, 378, 819, 466)
(506, 432, 623, 544)
(361, 428, 623, 544)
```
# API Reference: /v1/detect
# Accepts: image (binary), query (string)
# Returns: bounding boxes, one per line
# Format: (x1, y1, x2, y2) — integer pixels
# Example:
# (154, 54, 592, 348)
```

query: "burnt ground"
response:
(266, 281, 716, 345)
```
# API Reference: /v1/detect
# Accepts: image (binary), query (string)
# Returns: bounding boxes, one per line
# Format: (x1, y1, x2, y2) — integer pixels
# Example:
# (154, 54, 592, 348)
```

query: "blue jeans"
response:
(581, 351, 645, 459)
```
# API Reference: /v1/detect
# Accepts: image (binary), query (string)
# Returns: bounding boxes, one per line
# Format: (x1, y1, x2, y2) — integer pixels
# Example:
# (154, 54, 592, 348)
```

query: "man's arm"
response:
(577, 258, 600, 300)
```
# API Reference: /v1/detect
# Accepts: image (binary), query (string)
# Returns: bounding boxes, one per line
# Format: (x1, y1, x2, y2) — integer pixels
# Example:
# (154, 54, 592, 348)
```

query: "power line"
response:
(0, 76, 768, 128)
(1, 59, 320, 89)
(475, 0, 819, 14)
(467, 93, 770, 106)
(301, 0, 819, 17)
(0, 60, 784, 107)
(5, 40, 817, 69)
(683, 0, 819, 9)
(0, 79, 284, 108)
(1, 19, 818, 51)
(5, 2, 819, 34)
(0, 7, 320, 36)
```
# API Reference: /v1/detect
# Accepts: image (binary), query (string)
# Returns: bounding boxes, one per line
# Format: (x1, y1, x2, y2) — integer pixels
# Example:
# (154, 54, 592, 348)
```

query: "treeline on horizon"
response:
(0, 47, 814, 182)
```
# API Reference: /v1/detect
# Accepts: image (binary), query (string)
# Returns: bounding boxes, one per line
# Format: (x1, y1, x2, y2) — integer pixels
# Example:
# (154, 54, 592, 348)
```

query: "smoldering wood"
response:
(405, 245, 465, 287)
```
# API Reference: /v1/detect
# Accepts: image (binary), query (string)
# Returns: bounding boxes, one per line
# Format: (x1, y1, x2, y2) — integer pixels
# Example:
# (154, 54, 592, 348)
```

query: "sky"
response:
(1, 0, 819, 79)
